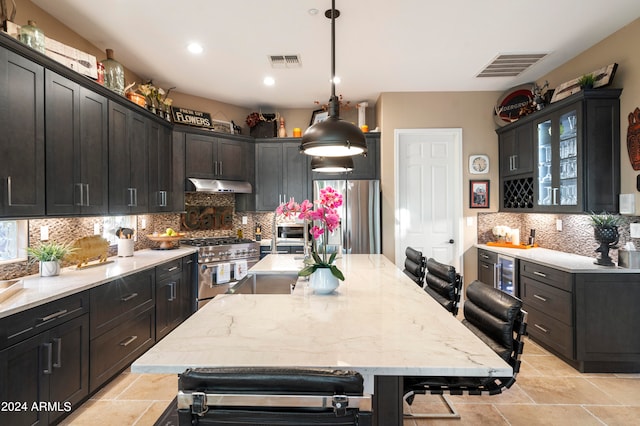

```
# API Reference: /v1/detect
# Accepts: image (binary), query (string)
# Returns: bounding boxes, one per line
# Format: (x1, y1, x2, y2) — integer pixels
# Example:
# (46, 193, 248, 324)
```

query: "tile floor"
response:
(61, 337, 640, 425)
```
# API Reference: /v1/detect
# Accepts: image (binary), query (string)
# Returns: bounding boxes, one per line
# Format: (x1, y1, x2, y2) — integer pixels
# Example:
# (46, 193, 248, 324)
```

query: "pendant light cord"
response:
(329, 0, 338, 118)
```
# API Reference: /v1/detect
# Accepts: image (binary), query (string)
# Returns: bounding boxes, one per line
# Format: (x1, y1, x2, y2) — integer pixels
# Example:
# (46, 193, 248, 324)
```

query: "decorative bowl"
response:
(126, 92, 146, 108)
(146, 234, 185, 249)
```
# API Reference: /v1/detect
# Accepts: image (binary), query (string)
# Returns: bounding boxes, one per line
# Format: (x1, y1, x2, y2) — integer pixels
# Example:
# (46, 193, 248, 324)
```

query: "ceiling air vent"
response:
(477, 53, 547, 78)
(269, 54, 302, 68)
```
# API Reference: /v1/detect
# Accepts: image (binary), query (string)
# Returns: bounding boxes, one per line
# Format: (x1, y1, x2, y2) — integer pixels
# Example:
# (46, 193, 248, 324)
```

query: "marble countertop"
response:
(476, 244, 640, 273)
(249, 252, 307, 274)
(259, 239, 306, 247)
(0, 247, 197, 319)
(132, 254, 512, 382)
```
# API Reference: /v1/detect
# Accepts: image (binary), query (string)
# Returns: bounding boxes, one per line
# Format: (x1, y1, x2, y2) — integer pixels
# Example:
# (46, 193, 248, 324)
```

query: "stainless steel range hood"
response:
(187, 178, 252, 193)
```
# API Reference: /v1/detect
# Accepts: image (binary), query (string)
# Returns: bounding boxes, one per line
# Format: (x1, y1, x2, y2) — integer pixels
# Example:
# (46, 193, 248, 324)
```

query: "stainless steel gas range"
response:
(180, 237, 260, 309)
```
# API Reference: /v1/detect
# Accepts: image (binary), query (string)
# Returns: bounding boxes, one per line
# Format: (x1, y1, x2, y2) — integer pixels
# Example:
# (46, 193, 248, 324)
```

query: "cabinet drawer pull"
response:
(119, 335, 138, 347)
(85, 183, 90, 206)
(168, 282, 177, 301)
(53, 337, 62, 368)
(533, 271, 547, 278)
(39, 309, 68, 323)
(481, 264, 490, 269)
(480, 253, 489, 259)
(534, 324, 549, 334)
(120, 293, 139, 302)
(533, 294, 548, 302)
(167, 266, 179, 272)
(43, 342, 53, 375)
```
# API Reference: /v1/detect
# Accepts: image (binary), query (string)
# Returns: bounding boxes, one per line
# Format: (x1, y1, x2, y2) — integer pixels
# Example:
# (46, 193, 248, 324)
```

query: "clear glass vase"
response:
(102, 49, 125, 96)
(19, 20, 45, 54)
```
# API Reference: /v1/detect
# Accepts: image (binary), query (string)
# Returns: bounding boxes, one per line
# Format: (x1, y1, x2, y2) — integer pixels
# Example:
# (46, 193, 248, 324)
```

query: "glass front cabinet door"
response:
(534, 106, 582, 212)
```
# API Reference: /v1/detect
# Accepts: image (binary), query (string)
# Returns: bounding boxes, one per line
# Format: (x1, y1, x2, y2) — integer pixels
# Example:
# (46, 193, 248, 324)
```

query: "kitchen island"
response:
(132, 254, 512, 424)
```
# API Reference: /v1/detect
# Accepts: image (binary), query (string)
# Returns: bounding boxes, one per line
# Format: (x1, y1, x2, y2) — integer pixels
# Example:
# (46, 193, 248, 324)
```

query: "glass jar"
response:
(101, 49, 125, 96)
(19, 20, 46, 54)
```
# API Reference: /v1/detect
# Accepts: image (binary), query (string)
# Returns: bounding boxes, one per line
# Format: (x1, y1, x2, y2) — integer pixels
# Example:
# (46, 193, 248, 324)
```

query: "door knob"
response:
(448, 239, 455, 244)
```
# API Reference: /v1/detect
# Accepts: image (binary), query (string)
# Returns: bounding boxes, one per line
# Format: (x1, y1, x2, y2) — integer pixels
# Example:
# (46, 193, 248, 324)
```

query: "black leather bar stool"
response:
(403, 247, 425, 286)
(424, 258, 463, 316)
(175, 367, 373, 425)
(404, 281, 527, 419)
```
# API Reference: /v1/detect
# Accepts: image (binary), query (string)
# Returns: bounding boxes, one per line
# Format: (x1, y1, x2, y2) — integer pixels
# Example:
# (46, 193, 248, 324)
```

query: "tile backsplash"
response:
(478, 212, 640, 263)
(0, 193, 275, 281)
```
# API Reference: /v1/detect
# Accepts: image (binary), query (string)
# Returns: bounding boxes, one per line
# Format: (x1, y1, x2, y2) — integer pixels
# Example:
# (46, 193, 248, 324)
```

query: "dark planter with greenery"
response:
(590, 212, 620, 266)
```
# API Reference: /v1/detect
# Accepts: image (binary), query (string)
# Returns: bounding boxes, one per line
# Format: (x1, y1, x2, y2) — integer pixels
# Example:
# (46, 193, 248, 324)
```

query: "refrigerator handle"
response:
(493, 262, 501, 289)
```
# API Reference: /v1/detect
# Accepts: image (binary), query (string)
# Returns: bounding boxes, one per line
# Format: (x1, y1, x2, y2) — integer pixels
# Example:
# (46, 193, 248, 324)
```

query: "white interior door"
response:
(395, 129, 462, 271)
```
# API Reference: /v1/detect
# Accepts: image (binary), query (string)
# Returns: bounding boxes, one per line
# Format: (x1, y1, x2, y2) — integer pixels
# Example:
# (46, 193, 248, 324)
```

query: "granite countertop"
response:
(132, 254, 512, 385)
(0, 247, 197, 319)
(476, 244, 640, 274)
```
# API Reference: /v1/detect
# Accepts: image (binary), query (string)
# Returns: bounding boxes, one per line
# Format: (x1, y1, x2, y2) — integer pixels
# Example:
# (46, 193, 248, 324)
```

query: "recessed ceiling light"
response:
(308, 8, 319, 15)
(263, 76, 275, 86)
(332, 76, 341, 84)
(187, 42, 203, 54)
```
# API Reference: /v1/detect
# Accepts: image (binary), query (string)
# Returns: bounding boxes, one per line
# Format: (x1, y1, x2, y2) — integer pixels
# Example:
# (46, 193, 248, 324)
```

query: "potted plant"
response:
(26, 241, 76, 277)
(275, 187, 345, 294)
(589, 211, 621, 266)
(578, 73, 596, 89)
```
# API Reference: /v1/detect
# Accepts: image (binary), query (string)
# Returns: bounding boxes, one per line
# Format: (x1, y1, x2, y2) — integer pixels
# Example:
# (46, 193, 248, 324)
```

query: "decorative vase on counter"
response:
(40, 260, 60, 277)
(101, 48, 125, 96)
(19, 20, 45, 54)
(310, 267, 339, 295)
(594, 225, 619, 266)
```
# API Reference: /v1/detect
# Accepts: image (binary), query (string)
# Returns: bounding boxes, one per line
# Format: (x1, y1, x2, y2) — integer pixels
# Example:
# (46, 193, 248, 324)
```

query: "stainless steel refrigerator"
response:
(313, 180, 381, 254)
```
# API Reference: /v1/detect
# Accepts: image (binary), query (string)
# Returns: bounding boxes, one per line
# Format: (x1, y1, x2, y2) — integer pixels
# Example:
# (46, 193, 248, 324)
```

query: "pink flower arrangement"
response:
(275, 187, 344, 280)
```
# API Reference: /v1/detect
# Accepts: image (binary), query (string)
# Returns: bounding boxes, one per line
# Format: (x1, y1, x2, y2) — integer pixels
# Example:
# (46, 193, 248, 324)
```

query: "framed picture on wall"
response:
(470, 180, 490, 208)
(310, 109, 329, 126)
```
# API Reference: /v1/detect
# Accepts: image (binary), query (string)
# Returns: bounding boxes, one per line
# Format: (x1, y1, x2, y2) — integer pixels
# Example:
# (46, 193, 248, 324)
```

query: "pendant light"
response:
(311, 156, 354, 173)
(300, 1, 367, 157)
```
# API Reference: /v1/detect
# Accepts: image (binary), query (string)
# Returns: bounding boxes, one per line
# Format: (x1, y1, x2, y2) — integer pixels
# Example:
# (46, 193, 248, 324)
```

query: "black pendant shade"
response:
(311, 155, 354, 173)
(300, 0, 367, 157)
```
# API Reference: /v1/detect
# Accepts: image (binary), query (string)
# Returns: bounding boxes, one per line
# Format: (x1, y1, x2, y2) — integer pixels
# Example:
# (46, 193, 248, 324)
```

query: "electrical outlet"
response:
(466, 216, 474, 226)
(242, 216, 248, 225)
(556, 219, 563, 231)
(40, 226, 49, 241)
(141, 218, 147, 229)
(94, 223, 101, 235)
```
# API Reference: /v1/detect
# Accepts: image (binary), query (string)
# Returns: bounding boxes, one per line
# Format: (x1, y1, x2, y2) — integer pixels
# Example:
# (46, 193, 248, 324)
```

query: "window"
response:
(0, 220, 28, 263)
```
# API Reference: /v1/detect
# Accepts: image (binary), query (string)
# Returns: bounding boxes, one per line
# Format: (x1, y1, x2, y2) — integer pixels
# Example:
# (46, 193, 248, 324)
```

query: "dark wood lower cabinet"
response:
(0, 314, 89, 426)
(520, 259, 640, 373)
(89, 269, 156, 392)
(89, 308, 155, 392)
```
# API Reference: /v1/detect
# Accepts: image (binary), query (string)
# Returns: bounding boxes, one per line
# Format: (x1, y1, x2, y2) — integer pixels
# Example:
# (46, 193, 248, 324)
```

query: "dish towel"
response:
(217, 263, 231, 284)
(234, 260, 248, 280)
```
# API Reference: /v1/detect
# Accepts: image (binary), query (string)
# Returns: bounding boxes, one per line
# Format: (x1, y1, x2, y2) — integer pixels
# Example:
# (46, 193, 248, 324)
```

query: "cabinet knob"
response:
(448, 239, 454, 244)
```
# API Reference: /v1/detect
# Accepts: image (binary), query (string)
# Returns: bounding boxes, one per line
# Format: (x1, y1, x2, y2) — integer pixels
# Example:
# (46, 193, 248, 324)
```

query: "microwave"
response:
(276, 223, 306, 241)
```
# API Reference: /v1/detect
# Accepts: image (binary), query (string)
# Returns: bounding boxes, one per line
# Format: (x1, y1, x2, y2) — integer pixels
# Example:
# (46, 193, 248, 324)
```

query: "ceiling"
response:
(33, 0, 640, 109)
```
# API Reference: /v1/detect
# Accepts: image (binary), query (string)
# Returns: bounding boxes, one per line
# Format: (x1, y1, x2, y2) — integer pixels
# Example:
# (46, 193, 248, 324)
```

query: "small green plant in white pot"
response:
(26, 241, 76, 277)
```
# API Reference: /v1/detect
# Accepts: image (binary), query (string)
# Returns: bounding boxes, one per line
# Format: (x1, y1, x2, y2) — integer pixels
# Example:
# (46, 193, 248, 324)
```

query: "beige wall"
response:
(376, 91, 501, 282)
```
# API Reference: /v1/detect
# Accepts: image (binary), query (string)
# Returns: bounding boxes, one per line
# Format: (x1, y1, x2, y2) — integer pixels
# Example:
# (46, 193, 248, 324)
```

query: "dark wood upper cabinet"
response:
(498, 89, 621, 213)
(45, 71, 109, 215)
(148, 121, 173, 212)
(183, 131, 250, 182)
(0, 46, 45, 217)
(108, 101, 149, 214)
